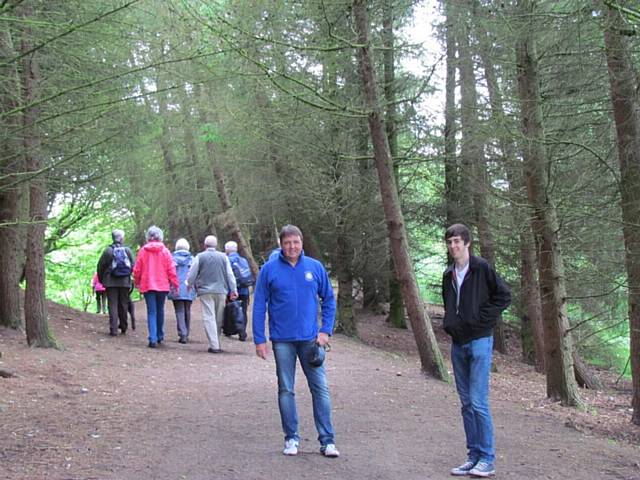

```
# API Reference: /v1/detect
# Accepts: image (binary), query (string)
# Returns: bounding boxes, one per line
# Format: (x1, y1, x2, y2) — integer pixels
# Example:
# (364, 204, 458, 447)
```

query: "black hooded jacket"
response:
(442, 255, 511, 345)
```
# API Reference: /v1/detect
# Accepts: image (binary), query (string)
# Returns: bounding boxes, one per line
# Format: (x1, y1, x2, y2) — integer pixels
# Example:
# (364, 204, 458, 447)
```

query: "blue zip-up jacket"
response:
(252, 251, 335, 344)
(168, 250, 196, 301)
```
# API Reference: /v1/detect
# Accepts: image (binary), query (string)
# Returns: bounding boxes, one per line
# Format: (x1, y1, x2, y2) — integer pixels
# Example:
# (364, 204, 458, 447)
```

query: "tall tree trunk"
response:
(515, 0, 580, 406)
(199, 88, 259, 278)
(602, 0, 640, 424)
(443, 0, 460, 227)
(382, 0, 405, 329)
(520, 229, 545, 371)
(20, 10, 53, 348)
(353, 0, 448, 380)
(0, 25, 23, 329)
(358, 119, 387, 314)
(473, 1, 544, 362)
(180, 93, 204, 248)
(335, 191, 357, 336)
(457, 8, 506, 353)
(155, 62, 181, 239)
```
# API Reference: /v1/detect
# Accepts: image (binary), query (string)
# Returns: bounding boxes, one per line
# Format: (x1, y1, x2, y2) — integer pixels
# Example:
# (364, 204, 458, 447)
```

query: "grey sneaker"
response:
(469, 460, 495, 477)
(283, 438, 299, 456)
(451, 460, 477, 476)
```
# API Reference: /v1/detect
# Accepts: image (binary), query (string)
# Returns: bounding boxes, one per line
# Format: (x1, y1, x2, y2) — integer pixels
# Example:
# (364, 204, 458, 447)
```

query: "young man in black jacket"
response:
(442, 224, 510, 478)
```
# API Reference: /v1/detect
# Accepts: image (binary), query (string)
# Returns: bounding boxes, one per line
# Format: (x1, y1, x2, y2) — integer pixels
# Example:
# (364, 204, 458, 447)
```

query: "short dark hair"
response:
(279, 224, 303, 243)
(445, 223, 471, 244)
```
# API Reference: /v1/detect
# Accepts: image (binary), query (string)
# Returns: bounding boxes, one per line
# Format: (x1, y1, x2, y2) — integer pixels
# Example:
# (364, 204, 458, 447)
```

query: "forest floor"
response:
(1, 299, 639, 480)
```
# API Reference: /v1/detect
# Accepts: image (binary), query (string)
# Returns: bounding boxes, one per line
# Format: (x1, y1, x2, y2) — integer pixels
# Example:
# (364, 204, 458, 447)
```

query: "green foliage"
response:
(45, 209, 134, 311)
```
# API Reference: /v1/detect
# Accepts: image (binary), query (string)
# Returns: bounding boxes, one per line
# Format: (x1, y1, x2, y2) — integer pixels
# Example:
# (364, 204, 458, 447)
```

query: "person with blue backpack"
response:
(97, 229, 135, 336)
(169, 238, 196, 344)
(224, 240, 254, 341)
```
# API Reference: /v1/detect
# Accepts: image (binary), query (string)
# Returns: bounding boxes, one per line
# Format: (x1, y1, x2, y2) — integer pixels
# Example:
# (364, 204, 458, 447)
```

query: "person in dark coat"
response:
(97, 229, 135, 336)
(224, 240, 252, 341)
(442, 223, 510, 478)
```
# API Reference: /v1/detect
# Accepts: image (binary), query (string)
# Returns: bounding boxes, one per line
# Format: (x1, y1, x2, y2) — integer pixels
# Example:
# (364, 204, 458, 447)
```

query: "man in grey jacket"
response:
(187, 235, 238, 353)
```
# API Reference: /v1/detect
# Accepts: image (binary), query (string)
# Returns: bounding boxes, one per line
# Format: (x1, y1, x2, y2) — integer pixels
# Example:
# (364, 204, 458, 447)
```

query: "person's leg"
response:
(100, 292, 108, 313)
(238, 294, 249, 341)
(299, 340, 335, 448)
(451, 341, 480, 464)
(184, 300, 192, 339)
(128, 295, 136, 329)
(199, 294, 219, 350)
(95, 292, 101, 314)
(212, 293, 227, 347)
(155, 291, 167, 343)
(105, 288, 119, 335)
(117, 287, 129, 333)
(272, 341, 299, 444)
(174, 300, 186, 340)
(467, 336, 495, 465)
(144, 291, 158, 345)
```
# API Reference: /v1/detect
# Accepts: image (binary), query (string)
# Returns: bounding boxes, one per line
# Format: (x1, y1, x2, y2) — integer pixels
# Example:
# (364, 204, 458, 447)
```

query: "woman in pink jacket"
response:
(133, 225, 179, 348)
(91, 272, 107, 314)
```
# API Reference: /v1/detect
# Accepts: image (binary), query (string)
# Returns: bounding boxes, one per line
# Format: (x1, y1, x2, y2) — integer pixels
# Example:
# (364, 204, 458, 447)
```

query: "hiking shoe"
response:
(321, 444, 340, 458)
(283, 439, 299, 456)
(148, 342, 157, 348)
(178, 337, 187, 344)
(207, 348, 223, 354)
(469, 461, 495, 477)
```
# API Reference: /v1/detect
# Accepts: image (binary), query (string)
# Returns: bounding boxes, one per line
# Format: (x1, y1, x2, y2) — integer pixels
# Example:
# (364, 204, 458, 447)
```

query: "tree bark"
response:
(520, 229, 545, 371)
(20, 8, 53, 348)
(515, 0, 580, 406)
(199, 88, 259, 278)
(382, 0, 405, 329)
(457, 6, 506, 352)
(443, 0, 460, 227)
(602, 0, 640, 424)
(0, 24, 24, 329)
(353, 0, 448, 380)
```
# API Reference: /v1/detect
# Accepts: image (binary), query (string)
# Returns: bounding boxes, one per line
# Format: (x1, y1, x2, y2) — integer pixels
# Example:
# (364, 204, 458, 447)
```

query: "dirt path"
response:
(1, 300, 639, 480)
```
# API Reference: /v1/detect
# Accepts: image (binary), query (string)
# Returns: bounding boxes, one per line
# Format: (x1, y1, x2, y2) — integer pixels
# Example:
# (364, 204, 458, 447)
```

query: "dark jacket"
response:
(97, 243, 135, 288)
(442, 255, 511, 345)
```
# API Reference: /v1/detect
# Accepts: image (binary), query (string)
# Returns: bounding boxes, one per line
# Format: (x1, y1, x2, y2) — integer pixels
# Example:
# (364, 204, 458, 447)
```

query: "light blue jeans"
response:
(144, 291, 167, 343)
(451, 336, 495, 464)
(272, 340, 335, 446)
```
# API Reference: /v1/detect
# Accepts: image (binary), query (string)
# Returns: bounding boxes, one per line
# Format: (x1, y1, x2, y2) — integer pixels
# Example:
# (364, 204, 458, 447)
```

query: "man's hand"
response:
(317, 332, 330, 347)
(229, 291, 239, 301)
(255, 343, 268, 359)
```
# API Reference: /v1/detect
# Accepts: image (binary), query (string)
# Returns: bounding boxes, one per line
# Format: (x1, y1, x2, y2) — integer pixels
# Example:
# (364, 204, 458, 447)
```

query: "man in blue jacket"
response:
(253, 224, 339, 458)
(442, 224, 510, 478)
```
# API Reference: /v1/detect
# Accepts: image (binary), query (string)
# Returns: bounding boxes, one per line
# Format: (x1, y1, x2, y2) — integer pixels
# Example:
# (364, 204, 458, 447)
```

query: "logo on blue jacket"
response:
(305, 271, 314, 282)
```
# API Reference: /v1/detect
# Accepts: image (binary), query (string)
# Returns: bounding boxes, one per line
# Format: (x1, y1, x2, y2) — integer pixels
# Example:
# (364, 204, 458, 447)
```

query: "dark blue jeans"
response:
(272, 340, 335, 447)
(451, 336, 495, 464)
(144, 291, 167, 343)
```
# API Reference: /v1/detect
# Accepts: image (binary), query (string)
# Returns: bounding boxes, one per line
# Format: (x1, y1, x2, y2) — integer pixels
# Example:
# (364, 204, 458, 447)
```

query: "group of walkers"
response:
(95, 226, 249, 351)
(93, 222, 510, 477)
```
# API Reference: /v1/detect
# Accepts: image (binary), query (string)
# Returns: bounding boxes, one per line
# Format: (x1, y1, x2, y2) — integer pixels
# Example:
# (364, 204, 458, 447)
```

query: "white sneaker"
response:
(283, 439, 299, 456)
(322, 443, 340, 457)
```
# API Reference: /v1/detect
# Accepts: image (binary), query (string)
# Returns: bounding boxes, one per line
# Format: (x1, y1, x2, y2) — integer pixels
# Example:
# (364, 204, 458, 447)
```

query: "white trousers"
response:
(199, 293, 227, 350)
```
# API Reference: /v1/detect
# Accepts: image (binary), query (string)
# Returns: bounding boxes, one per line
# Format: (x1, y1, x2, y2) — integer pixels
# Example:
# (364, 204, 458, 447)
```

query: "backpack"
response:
(110, 245, 132, 277)
(231, 256, 254, 288)
(223, 300, 245, 336)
